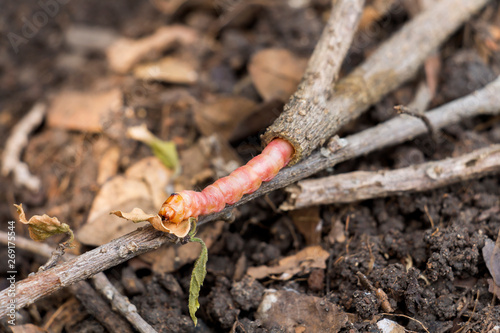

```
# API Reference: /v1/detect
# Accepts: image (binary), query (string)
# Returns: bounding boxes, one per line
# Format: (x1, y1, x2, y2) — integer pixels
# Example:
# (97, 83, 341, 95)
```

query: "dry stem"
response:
(283, 144, 500, 209)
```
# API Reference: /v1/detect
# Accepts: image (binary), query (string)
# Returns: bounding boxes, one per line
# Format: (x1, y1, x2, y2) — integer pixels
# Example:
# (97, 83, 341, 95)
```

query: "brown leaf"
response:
(256, 290, 347, 332)
(483, 235, 500, 286)
(194, 96, 257, 140)
(133, 56, 198, 84)
(77, 157, 172, 246)
(14, 204, 73, 243)
(247, 245, 330, 280)
(110, 208, 191, 238)
(248, 48, 307, 101)
(47, 89, 122, 133)
(290, 207, 322, 246)
(106, 25, 198, 73)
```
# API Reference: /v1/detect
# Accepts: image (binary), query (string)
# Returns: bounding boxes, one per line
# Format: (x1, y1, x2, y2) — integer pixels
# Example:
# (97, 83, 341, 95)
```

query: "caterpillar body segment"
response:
(159, 139, 294, 224)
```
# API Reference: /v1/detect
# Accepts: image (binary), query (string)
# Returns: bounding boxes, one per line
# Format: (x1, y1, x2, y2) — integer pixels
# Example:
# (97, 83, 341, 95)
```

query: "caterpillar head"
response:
(158, 193, 185, 224)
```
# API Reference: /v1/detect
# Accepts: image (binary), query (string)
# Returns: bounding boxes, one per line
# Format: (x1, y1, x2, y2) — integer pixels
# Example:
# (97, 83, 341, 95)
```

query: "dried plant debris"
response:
(111, 208, 191, 238)
(256, 289, 347, 332)
(15, 204, 74, 245)
(2, 103, 46, 192)
(106, 25, 199, 73)
(77, 157, 173, 246)
(247, 245, 329, 280)
(127, 124, 180, 173)
(133, 56, 198, 84)
(248, 48, 308, 101)
(47, 89, 123, 133)
(483, 233, 500, 298)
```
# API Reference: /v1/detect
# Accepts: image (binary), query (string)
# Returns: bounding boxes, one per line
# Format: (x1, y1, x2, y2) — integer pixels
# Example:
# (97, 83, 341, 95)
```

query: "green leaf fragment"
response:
(127, 124, 179, 173)
(188, 236, 208, 326)
(150, 138, 179, 172)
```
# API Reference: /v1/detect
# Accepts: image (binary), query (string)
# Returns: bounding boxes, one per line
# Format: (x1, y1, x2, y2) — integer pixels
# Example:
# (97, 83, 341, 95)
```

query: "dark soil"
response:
(1, 0, 500, 332)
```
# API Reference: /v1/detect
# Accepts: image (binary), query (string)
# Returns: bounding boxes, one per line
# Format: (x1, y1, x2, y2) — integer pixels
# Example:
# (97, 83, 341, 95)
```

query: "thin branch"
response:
(69, 281, 134, 333)
(0, 231, 135, 332)
(92, 273, 158, 333)
(283, 144, 500, 209)
(0, 229, 166, 332)
(1, 77, 499, 318)
(1, 103, 46, 192)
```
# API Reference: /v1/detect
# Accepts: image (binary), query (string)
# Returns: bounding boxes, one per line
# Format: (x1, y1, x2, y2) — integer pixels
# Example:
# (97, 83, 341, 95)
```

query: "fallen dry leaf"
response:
(194, 96, 257, 140)
(133, 56, 198, 84)
(15, 204, 73, 243)
(256, 289, 347, 332)
(110, 208, 191, 238)
(290, 207, 322, 245)
(47, 89, 122, 133)
(247, 245, 330, 280)
(107, 25, 198, 73)
(248, 48, 307, 101)
(483, 234, 500, 298)
(77, 157, 172, 246)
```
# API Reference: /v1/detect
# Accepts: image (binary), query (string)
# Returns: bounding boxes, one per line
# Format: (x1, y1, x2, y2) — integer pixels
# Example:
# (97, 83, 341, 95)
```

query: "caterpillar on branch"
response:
(159, 138, 294, 225)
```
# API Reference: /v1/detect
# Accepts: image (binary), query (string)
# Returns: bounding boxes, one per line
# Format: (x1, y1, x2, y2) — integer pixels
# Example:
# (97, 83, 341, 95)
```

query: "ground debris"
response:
(256, 289, 347, 332)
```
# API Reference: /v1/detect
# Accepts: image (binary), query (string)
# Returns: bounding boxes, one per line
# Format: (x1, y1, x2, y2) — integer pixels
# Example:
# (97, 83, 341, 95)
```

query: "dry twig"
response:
(1, 103, 46, 192)
(0, 231, 159, 332)
(283, 144, 500, 209)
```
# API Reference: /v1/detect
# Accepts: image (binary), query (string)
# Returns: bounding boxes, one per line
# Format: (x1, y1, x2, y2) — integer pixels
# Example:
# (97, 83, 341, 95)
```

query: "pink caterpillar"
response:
(159, 138, 294, 224)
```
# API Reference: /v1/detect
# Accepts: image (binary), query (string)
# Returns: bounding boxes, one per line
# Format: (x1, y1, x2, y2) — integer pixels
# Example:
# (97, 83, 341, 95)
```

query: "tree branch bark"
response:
(262, 0, 490, 163)
(282, 144, 500, 209)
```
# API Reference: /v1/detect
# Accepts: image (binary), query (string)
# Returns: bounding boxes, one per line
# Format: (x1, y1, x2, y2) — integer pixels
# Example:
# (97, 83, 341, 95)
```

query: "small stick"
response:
(2, 77, 499, 317)
(0, 232, 134, 332)
(70, 281, 134, 333)
(356, 272, 393, 313)
(1, 103, 46, 192)
(394, 105, 439, 145)
(92, 274, 158, 333)
(283, 144, 500, 209)
(0, 231, 160, 333)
